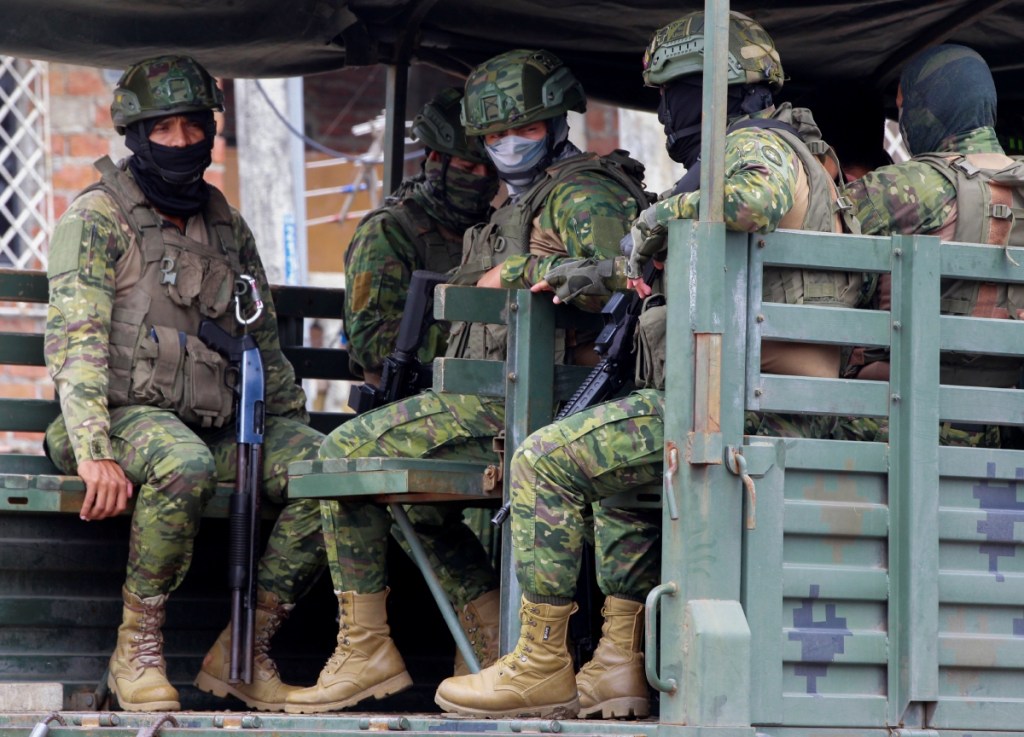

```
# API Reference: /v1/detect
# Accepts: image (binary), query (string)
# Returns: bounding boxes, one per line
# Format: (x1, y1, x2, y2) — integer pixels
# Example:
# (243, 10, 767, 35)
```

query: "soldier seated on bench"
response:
(43, 55, 325, 712)
(845, 44, 1024, 448)
(434, 10, 867, 721)
(285, 48, 648, 714)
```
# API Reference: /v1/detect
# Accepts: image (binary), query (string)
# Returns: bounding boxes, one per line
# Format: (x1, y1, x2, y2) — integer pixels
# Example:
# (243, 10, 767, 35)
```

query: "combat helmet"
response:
(411, 87, 488, 164)
(642, 11, 784, 90)
(461, 49, 586, 136)
(111, 55, 225, 134)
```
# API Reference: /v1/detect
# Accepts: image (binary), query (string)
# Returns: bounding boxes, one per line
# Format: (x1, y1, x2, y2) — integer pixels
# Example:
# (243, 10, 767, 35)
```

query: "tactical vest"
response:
(918, 152, 1024, 387)
(446, 150, 651, 363)
(350, 191, 463, 275)
(757, 112, 863, 309)
(915, 152, 1024, 318)
(85, 157, 243, 428)
(635, 115, 854, 391)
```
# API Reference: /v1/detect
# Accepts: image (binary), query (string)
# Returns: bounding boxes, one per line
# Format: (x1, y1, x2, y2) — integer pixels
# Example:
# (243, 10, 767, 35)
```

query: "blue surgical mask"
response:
(485, 135, 548, 176)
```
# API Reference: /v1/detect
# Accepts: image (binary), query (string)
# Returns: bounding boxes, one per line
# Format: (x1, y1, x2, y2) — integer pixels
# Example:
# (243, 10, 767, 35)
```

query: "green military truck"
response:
(1, 0, 1024, 736)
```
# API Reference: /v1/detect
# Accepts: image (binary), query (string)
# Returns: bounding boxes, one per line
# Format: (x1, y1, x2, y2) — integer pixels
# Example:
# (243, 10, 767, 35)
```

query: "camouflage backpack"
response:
(916, 152, 1024, 319)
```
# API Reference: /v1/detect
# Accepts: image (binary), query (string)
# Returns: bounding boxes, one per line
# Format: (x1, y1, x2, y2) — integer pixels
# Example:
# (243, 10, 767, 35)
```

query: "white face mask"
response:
(485, 135, 548, 175)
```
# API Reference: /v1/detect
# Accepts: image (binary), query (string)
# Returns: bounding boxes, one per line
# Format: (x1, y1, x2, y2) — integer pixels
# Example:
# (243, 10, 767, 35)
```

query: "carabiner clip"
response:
(234, 274, 264, 326)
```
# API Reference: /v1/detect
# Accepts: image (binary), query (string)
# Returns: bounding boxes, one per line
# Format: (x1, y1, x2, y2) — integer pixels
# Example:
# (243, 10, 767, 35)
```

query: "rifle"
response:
(348, 270, 447, 414)
(198, 279, 265, 685)
(491, 261, 660, 526)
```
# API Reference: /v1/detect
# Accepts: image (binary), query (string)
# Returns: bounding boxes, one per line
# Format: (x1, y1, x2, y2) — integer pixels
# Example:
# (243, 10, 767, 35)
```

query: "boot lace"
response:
(253, 606, 284, 675)
(461, 603, 486, 660)
(496, 608, 537, 676)
(129, 601, 165, 669)
(324, 603, 351, 671)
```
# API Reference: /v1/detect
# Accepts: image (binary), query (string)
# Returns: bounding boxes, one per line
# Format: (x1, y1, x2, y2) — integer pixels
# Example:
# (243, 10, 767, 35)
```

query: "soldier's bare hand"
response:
(627, 260, 664, 298)
(530, 279, 563, 303)
(77, 459, 133, 521)
(475, 265, 505, 289)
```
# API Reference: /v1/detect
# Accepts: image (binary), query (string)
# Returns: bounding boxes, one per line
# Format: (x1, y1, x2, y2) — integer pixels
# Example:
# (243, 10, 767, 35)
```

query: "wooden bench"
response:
(0, 267, 353, 516)
(287, 283, 600, 665)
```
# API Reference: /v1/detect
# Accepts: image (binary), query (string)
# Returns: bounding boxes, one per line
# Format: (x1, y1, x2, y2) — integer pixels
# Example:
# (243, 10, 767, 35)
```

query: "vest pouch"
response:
(635, 299, 668, 390)
(764, 266, 863, 307)
(181, 334, 232, 429)
(199, 259, 234, 318)
(451, 221, 502, 285)
(801, 269, 864, 307)
(482, 323, 509, 362)
(164, 248, 205, 308)
(128, 325, 185, 409)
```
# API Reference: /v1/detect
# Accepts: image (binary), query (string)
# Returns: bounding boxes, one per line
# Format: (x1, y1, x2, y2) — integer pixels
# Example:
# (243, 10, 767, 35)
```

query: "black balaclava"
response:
(898, 44, 996, 156)
(125, 110, 216, 218)
(659, 77, 775, 167)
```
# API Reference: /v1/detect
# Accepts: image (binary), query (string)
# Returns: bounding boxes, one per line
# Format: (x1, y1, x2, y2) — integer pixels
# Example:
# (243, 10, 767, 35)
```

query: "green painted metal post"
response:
(661, 219, 751, 730)
(498, 289, 556, 655)
(887, 234, 941, 724)
(697, 0, 729, 222)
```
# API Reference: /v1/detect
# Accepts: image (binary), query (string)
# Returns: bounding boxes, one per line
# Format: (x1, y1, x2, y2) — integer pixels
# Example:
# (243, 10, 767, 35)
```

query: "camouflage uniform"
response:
(848, 126, 998, 241)
(344, 87, 497, 379)
(339, 88, 500, 606)
(344, 185, 473, 376)
(514, 116, 848, 596)
(845, 44, 1024, 448)
(44, 174, 325, 603)
(50, 53, 326, 714)
(321, 163, 641, 604)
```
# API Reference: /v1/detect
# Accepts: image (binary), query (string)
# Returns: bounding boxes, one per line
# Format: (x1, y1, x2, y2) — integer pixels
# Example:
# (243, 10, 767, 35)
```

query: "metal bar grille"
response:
(0, 57, 52, 270)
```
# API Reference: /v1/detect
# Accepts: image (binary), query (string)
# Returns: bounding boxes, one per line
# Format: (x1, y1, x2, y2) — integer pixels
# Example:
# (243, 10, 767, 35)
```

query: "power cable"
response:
(252, 79, 423, 162)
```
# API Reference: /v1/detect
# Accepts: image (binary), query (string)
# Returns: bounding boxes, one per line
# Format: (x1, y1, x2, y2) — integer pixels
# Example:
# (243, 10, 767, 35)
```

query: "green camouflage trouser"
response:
(745, 412, 885, 441)
(510, 393, 886, 600)
(45, 406, 325, 602)
(319, 390, 502, 607)
(510, 389, 665, 601)
(793, 416, 1002, 447)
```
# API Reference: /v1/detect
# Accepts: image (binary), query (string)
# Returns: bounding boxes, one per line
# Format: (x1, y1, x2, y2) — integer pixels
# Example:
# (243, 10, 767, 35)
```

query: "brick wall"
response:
(0, 308, 49, 454)
(585, 104, 622, 156)
(0, 62, 236, 456)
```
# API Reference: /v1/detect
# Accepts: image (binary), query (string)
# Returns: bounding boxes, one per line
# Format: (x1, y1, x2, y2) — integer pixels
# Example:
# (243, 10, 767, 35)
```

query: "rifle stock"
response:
(199, 319, 265, 685)
(349, 270, 447, 413)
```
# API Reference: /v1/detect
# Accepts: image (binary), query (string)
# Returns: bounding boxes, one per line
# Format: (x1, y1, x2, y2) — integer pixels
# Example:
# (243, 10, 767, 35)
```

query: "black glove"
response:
(626, 202, 667, 279)
(543, 258, 617, 303)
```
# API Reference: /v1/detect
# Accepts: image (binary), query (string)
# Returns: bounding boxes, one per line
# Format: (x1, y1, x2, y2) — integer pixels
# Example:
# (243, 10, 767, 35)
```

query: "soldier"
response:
(284, 48, 649, 714)
(42, 55, 325, 712)
(343, 86, 500, 678)
(344, 87, 497, 386)
(433, 11, 863, 720)
(843, 44, 1024, 446)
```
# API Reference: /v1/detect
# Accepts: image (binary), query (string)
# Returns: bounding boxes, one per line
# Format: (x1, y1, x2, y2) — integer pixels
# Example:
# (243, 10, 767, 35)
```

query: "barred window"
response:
(0, 57, 52, 269)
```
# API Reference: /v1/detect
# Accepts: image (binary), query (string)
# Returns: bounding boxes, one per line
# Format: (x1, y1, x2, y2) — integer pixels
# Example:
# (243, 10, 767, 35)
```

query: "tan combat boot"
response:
(194, 589, 298, 711)
(576, 595, 650, 719)
(434, 597, 579, 719)
(452, 589, 500, 676)
(107, 586, 180, 711)
(284, 589, 412, 713)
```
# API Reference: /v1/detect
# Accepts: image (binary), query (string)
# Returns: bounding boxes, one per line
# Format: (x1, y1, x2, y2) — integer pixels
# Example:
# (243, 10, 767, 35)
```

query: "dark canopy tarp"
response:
(2, 0, 1024, 121)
